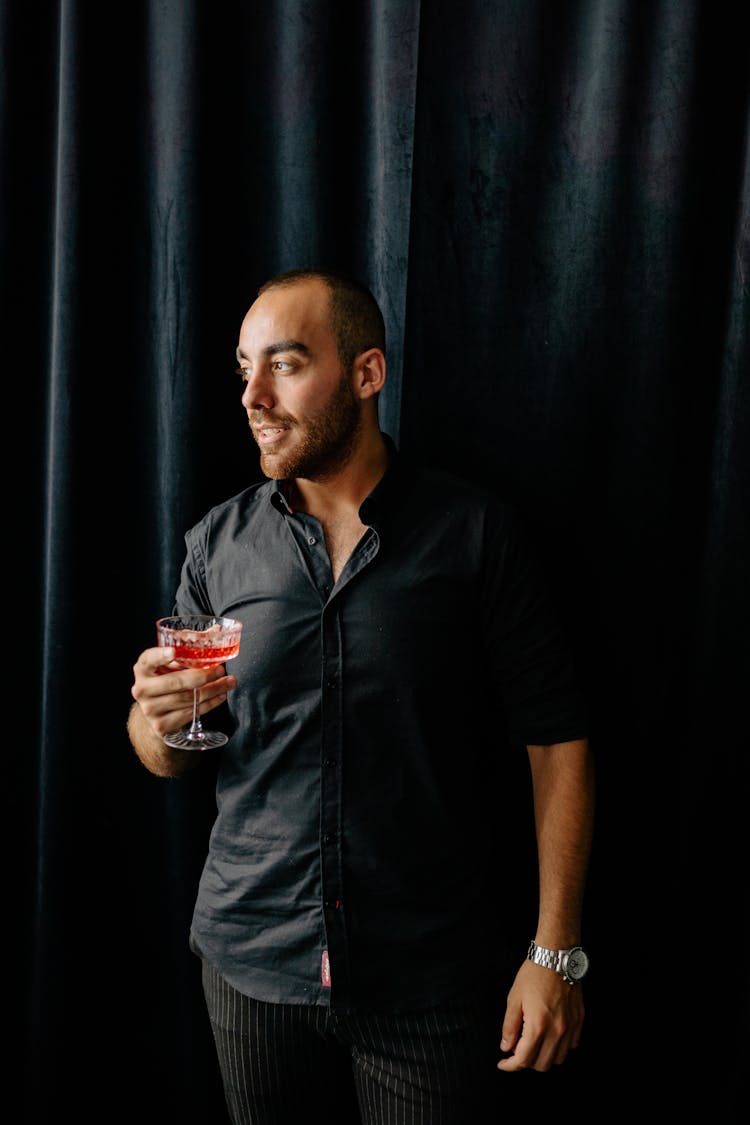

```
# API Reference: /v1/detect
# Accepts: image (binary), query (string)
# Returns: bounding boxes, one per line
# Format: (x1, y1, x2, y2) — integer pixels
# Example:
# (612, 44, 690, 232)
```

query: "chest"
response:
(317, 512, 368, 583)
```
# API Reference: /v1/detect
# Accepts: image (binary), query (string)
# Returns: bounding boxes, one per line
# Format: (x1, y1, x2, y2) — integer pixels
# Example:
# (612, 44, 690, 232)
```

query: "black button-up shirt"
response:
(175, 438, 588, 1013)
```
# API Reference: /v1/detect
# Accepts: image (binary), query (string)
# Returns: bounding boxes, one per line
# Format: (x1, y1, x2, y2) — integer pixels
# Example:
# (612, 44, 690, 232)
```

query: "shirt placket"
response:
(319, 601, 349, 1005)
(319, 529, 378, 1009)
(286, 513, 379, 1009)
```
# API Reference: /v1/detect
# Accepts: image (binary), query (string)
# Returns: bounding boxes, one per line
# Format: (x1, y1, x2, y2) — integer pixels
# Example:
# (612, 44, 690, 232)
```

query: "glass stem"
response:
(189, 688, 204, 738)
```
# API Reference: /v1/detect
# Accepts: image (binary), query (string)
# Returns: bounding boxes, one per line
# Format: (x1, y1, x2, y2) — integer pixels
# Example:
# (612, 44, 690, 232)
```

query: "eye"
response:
(234, 365, 250, 382)
(272, 359, 293, 373)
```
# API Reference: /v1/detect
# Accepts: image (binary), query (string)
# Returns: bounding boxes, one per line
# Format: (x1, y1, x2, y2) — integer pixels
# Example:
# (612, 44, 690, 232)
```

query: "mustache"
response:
(249, 412, 295, 428)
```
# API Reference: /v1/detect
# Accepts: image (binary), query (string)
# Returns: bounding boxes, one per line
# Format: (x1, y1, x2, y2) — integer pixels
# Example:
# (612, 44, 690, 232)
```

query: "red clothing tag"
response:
(321, 949, 331, 988)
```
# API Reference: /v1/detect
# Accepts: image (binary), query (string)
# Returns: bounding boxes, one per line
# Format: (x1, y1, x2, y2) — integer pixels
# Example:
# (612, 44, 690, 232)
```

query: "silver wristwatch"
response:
(527, 940, 590, 985)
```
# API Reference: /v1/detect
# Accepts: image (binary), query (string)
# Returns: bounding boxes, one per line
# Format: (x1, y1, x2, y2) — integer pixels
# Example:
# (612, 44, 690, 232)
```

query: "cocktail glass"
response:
(156, 614, 243, 750)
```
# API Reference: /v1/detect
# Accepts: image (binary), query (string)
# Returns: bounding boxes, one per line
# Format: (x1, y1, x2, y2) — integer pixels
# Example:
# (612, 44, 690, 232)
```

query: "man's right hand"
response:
(128, 646, 237, 776)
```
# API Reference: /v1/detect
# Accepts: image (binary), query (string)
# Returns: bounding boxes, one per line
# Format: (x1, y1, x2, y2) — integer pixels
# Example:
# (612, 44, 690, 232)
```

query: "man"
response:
(128, 269, 594, 1124)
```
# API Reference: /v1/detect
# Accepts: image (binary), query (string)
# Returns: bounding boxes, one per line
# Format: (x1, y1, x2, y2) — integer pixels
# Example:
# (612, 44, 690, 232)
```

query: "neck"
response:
(292, 429, 388, 518)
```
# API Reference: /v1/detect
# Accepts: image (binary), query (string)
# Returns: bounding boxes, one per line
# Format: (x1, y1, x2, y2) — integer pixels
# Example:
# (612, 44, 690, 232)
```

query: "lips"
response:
(252, 421, 289, 445)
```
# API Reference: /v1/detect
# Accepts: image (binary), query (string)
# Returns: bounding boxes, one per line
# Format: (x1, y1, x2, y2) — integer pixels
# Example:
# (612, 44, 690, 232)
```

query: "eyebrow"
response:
(235, 339, 311, 363)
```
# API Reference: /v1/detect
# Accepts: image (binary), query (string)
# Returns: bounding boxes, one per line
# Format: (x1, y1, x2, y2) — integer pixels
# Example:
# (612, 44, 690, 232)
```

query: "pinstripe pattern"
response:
(202, 960, 498, 1124)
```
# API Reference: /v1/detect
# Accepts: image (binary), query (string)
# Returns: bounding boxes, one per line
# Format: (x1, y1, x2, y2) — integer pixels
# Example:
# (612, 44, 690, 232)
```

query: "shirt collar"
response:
(269, 479, 294, 515)
(266, 432, 403, 530)
(358, 433, 402, 531)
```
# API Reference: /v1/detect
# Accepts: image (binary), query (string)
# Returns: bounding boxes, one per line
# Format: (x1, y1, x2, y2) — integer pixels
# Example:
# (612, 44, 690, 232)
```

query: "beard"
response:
(252, 368, 363, 482)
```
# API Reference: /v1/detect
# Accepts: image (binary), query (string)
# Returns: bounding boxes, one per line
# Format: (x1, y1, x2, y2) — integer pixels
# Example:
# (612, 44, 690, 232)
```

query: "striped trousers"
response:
(201, 959, 502, 1124)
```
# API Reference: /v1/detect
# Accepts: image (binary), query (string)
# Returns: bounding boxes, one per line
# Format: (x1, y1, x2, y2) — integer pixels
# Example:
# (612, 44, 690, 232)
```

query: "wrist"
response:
(527, 939, 590, 985)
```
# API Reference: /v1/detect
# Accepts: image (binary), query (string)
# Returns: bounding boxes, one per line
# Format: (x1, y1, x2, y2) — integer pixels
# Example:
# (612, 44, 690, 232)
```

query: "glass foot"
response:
(163, 727, 228, 751)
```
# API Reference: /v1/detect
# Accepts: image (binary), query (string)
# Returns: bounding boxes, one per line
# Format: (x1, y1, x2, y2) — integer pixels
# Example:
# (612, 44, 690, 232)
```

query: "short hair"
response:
(257, 268, 386, 371)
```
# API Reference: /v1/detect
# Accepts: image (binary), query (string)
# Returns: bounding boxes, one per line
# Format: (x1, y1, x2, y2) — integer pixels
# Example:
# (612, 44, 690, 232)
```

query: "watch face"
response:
(565, 947, 589, 981)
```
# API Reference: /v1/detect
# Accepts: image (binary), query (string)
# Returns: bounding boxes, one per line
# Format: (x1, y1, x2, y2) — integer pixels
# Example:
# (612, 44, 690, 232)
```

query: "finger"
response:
(497, 1027, 540, 1072)
(195, 677, 235, 707)
(134, 645, 175, 674)
(158, 666, 229, 691)
(553, 1018, 583, 1064)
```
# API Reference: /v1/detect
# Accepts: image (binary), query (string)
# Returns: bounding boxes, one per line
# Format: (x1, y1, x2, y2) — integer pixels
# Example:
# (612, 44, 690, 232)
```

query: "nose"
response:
(241, 368, 275, 411)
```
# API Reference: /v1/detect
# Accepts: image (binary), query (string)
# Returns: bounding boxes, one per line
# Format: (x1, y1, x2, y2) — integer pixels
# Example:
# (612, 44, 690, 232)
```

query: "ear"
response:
(353, 348, 386, 399)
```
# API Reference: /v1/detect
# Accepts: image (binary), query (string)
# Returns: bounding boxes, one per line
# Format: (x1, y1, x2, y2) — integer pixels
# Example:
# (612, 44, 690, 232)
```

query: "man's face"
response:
(237, 279, 362, 481)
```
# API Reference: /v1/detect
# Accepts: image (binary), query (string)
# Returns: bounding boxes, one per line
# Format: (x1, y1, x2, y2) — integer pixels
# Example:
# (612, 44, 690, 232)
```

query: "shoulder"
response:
(186, 478, 277, 540)
(399, 454, 518, 530)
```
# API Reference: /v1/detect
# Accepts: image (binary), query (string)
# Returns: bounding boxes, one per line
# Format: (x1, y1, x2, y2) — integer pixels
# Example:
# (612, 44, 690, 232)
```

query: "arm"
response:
(497, 736, 595, 1072)
(127, 644, 237, 778)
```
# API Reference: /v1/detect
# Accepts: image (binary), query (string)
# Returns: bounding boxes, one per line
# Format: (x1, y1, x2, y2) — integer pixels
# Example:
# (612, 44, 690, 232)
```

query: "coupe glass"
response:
(156, 614, 243, 750)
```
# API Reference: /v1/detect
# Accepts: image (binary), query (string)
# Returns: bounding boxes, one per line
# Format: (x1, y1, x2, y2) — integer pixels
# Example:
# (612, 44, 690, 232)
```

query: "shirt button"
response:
(325, 757, 336, 768)
(308, 535, 316, 545)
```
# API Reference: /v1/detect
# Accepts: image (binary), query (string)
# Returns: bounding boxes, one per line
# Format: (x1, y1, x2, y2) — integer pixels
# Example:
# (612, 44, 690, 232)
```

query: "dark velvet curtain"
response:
(7, 1, 747, 1121)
